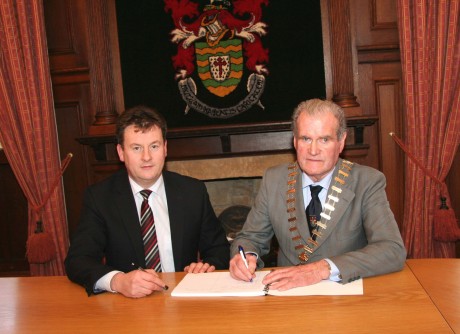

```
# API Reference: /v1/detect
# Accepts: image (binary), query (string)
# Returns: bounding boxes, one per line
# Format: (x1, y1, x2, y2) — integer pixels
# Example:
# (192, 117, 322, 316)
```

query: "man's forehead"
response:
(128, 124, 159, 132)
(123, 126, 164, 142)
(298, 114, 338, 131)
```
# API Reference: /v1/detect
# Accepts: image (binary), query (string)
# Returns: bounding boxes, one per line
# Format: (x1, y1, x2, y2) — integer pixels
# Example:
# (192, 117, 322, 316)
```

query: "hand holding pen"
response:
(110, 267, 168, 298)
(229, 245, 256, 282)
(138, 267, 169, 290)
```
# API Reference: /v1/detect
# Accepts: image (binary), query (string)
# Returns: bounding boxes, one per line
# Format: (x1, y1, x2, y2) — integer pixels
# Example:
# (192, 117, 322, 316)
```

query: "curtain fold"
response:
(0, 0, 69, 274)
(397, 0, 460, 257)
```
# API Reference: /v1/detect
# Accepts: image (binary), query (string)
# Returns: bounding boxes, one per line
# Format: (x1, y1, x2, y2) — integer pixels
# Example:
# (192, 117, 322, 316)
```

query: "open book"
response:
(171, 271, 363, 297)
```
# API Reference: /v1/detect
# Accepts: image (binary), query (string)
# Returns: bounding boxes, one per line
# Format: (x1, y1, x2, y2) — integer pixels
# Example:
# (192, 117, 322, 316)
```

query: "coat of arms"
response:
(164, 0, 269, 118)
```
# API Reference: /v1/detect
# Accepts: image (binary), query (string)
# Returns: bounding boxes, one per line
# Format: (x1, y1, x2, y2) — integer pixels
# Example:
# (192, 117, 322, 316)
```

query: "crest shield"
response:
(195, 39, 243, 97)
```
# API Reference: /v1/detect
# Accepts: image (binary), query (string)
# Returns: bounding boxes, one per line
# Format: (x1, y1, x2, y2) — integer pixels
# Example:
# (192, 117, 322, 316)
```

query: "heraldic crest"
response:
(164, 0, 269, 119)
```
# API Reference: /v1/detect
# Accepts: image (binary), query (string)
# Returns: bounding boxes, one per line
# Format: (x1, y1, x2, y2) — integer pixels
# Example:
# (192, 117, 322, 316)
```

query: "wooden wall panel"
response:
(44, 0, 98, 239)
(351, 0, 404, 225)
(376, 80, 404, 228)
(351, 0, 399, 47)
(53, 99, 93, 239)
(43, 0, 89, 71)
(0, 152, 29, 274)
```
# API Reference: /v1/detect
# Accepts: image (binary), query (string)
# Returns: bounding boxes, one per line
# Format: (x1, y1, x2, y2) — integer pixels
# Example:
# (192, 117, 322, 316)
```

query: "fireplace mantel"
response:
(77, 115, 378, 163)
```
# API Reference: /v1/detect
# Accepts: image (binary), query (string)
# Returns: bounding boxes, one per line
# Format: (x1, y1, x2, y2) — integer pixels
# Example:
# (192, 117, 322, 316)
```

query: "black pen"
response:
(138, 266, 169, 291)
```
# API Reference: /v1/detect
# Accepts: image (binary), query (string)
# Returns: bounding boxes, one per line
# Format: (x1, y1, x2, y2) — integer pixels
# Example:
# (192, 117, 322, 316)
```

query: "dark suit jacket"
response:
(65, 169, 230, 295)
(231, 159, 406, 283)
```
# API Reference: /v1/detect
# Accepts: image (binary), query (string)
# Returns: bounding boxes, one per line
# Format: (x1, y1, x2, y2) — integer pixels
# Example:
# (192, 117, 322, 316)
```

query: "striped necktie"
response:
(139, 189, 161, 272)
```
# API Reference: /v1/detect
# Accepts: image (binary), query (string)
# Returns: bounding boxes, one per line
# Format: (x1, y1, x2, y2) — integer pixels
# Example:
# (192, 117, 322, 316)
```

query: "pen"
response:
(238, 245, 252, 282)
(138, 266, 169, 291)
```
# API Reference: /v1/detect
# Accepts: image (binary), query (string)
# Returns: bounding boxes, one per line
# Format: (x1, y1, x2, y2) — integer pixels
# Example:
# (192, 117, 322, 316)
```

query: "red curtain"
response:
(0, 1, 69, 274)
(397, 0, 460, 257)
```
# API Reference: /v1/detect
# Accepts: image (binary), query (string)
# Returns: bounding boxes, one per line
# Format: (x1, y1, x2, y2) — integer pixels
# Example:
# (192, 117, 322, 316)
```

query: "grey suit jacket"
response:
(231, 159, 406, 283)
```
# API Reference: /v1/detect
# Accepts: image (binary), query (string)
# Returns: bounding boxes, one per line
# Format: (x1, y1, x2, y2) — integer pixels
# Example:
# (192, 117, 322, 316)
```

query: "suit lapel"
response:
(163, 172, 183, 269)
(293, 167, 310, 243)
(314, 159, 355, 249)
(113, 170, 146, 266)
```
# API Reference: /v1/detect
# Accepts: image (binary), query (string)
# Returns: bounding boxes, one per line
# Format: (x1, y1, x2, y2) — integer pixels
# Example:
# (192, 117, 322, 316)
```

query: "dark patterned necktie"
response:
(140, 189, 161, 272)
(306, 185, 323, 237)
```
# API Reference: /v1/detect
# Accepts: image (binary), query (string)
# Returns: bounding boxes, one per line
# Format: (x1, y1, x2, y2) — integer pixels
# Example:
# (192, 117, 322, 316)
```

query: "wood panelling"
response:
(79, 116, 378, 162)
(43, 0, 89, 72)
(372, 0, 397, 29)
(351, 0, 399, 46)
(44, 0, 101, 240)
(352, 0, 404, 224)
(54, 100, 93, 239)
(376, 80, 404, 228)
(0, 152, 29, 274)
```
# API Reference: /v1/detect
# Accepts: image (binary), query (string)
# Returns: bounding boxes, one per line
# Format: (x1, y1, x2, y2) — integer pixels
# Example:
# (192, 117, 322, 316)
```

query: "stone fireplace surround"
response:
(165, 152, 295, 217)
(165, 152, 294, 266)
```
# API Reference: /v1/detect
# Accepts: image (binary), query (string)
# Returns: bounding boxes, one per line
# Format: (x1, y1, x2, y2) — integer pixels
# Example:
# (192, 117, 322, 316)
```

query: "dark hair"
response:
(291, 99, 347, 139)
(116, 105, 167, 146)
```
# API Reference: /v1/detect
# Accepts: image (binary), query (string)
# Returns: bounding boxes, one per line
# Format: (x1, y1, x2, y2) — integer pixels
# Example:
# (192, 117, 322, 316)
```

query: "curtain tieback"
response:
(26, 153, 73, 264)
(389, 133, 459, 242)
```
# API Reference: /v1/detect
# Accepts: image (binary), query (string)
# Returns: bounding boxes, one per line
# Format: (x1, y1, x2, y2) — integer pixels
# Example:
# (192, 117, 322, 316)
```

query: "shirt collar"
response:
(129, 174, 164, 195)
(302, 167, 335, 191)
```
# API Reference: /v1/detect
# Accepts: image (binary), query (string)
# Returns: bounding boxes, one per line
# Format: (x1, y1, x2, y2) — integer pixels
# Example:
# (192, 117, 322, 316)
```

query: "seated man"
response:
(229, 99, 406, 290)
(66, 105, 229, 298)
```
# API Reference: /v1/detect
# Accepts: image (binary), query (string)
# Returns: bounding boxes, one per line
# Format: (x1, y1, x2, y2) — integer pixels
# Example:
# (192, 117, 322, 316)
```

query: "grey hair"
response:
(291, 99, 347, 139)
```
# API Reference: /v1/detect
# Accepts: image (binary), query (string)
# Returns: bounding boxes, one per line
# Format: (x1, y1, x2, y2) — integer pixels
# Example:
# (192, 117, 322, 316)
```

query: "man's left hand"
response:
(262, 260, 330, 291)
(184, 262, 216, 273)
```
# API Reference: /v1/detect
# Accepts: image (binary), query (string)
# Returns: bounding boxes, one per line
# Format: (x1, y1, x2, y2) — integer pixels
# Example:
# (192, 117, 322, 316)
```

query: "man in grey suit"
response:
(229, 99, 406, 290)
(66, 105, 229, 298)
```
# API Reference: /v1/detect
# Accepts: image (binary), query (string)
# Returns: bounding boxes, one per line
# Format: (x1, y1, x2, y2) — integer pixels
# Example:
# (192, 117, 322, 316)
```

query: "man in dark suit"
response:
(65, 105, 229, 298)
(229, 99, 406, 289)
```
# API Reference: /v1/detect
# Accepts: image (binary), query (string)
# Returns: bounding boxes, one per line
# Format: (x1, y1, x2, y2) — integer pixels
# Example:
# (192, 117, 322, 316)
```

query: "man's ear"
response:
(293, 136, 298, 151)
(116, 144, 125, 162)
(339, 132, 347, 153)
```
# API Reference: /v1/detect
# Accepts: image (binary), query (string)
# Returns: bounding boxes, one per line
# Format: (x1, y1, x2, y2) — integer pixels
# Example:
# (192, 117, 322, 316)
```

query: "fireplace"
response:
(165, 152, 294, 214)
(165, 152, 293, 266)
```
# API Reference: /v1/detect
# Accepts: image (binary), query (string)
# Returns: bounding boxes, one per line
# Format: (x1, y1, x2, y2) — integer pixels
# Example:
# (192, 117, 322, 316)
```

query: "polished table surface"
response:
(0, 260, 457, 333)
(406, 259, 460, 333)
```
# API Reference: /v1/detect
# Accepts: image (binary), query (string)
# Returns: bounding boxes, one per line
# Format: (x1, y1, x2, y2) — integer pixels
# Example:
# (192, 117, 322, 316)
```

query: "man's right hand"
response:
(110, 269, 167, 298)
(229, 253, 257, 282)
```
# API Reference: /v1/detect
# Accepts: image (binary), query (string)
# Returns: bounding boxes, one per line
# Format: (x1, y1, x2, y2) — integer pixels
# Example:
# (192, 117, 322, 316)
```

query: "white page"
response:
(171, 271, 268, 297)
(171, 271, 363, 297)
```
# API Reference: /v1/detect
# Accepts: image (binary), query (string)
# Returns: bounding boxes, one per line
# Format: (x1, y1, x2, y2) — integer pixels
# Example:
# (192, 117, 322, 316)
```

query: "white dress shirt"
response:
(95, 175, 175, 293)
(302, 168, 341, 281)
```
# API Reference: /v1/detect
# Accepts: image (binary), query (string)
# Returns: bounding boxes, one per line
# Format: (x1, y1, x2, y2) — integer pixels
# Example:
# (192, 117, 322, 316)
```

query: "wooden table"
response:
(407, 259, 459, 333)
(0, 260, 455, 333)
